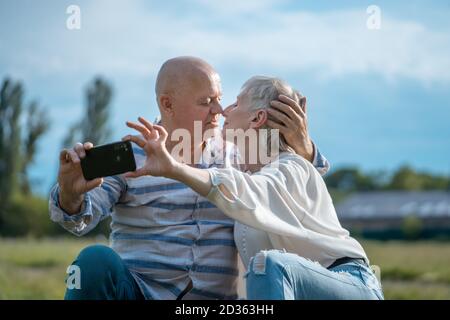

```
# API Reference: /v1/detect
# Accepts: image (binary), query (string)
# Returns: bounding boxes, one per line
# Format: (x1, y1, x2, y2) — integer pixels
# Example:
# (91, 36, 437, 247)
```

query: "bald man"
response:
(49, 56, 329, 300)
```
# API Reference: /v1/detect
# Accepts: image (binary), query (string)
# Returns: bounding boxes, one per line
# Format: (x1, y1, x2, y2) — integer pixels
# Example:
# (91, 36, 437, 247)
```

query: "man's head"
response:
(155, 56, 223, 137)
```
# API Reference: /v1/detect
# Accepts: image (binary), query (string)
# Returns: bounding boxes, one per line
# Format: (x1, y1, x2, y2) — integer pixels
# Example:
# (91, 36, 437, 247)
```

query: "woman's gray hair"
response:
(240, 76, 303, 154)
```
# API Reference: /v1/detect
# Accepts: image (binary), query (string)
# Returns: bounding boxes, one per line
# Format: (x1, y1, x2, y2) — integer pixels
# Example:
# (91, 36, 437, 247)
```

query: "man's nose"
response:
(211, 101, 223, 115)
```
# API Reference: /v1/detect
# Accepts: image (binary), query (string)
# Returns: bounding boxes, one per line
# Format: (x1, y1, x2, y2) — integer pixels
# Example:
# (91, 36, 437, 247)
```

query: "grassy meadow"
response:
(0, 237, 449, 300)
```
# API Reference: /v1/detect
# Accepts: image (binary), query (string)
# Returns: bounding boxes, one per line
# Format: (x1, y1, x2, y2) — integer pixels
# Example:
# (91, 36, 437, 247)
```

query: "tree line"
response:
(0, 76, 448, 237)
(325, 166, 450, 192)
(0, 76, 112, 237)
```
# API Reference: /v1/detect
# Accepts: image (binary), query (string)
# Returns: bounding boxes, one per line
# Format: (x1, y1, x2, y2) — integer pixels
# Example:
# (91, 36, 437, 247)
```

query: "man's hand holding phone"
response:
(58, 142, 103, 215)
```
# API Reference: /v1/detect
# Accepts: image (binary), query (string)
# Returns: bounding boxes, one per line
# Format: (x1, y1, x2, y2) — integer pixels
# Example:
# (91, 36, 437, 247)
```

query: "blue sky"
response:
(0, 0, 449, 195)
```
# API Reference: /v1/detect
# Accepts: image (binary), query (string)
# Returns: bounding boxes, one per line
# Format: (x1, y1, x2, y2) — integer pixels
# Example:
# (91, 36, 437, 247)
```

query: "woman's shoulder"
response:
(277, 152, 315, 170)
(259, 152, 316, 179)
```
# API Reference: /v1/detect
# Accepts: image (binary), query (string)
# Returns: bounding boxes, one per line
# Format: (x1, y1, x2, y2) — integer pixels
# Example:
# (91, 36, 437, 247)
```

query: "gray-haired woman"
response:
(124, 76, 384, 300)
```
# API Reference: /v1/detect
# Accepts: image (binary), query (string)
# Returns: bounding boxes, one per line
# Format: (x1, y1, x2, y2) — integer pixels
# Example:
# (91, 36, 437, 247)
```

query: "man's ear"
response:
(250, 109, 268, 129)
(158, 94, 174, 116)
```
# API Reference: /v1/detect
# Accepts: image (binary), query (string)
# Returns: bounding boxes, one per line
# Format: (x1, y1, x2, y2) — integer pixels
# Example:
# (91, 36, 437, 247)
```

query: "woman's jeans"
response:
(246, 250, 384, 300)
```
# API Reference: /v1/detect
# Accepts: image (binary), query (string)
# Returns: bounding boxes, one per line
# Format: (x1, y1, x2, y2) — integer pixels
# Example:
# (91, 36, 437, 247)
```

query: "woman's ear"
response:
(250, 109, 268, 129)
(300, 96, 307, 113)
(158, 94, 174, 116)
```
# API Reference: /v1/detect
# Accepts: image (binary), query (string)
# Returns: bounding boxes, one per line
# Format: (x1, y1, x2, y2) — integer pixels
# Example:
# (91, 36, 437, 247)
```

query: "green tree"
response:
(0, 78, 50, 231)
(0, 79, 22, 205)
(386, 165, 450, 190)
(325, 167, 378, 191)
(63, 77, 113, 147)
(20, 102, 51, 194)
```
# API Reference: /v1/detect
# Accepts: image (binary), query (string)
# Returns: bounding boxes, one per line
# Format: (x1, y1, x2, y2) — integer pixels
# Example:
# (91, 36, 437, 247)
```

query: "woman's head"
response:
(223, 76, 303, 154)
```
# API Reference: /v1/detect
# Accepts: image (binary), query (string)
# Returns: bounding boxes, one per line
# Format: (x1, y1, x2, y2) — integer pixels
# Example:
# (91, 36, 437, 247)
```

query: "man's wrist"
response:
(59, 190, 84, 215)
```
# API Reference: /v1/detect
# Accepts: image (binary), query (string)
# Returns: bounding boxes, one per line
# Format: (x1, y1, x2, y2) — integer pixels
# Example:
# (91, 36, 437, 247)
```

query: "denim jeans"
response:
(245, 249, 384, 300)
(65, 245, 144, 300)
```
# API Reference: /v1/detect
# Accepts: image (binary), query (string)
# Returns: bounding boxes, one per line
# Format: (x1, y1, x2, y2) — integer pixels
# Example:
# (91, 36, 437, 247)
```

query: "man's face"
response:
(171, 71, 223, 136)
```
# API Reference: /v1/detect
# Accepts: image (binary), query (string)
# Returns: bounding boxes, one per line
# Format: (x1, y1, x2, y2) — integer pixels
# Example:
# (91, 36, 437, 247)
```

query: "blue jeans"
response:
(65, 245, 144, 300)
(245, 250, 384, 300)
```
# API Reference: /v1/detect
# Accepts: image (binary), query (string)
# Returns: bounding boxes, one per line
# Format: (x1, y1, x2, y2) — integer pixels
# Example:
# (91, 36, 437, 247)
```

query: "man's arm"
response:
(49, 142, 125, 236)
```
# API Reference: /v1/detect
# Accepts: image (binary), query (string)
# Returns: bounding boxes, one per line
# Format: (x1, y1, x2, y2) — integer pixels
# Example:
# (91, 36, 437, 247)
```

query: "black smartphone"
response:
(80, 141, 136, 180)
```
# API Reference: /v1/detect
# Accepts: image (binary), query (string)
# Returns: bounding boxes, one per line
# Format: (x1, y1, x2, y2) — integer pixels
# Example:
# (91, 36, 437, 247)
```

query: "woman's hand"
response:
(123, 117, 177, 178)
(266, 94, 314, 162)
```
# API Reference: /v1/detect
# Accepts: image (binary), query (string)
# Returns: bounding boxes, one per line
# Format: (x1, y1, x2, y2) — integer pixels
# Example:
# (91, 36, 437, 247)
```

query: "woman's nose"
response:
(223, 104, 234, 117)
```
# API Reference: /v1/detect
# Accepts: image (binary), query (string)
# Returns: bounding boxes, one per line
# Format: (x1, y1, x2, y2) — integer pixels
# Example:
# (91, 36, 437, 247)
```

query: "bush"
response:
(401, 215, 423, 240)
(0, 194, 61, 237)
(0, 193, 111, 238)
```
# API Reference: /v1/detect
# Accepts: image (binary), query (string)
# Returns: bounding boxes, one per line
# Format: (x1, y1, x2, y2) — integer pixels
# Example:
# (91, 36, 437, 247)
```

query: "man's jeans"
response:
(246, 250, 384, 300)
(65, 245, 144, 300)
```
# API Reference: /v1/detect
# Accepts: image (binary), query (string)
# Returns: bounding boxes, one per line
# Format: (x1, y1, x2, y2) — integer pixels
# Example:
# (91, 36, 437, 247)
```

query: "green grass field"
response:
(1, 237, 449, 300)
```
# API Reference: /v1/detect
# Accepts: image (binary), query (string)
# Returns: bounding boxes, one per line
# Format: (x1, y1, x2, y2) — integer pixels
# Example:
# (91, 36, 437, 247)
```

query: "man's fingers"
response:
(60, 149, 69, 162)
(153, 124, 168, 141)
(83, 142, 94, 150)
(85, 178, 103, 190)
(67, 149, 80, 164)
(124, 168, 147, 179)
(123, 135, 146, 149)
(138, 117, 155, 134)
(126, 121, 151, 139)
(74, 142, 86, 158)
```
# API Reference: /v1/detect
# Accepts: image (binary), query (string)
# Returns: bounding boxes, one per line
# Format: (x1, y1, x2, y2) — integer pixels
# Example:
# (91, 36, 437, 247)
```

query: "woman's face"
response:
(222, 93, 254, 133)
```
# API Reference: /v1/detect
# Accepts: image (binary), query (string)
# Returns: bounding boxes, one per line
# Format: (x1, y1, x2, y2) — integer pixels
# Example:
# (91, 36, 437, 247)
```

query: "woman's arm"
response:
(123, 117, 309, 238)
(167, 162, 212, 197)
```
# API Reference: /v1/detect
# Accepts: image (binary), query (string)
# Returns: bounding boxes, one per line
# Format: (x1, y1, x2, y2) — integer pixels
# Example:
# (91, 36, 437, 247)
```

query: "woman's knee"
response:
(246, 250, 296, 299)
(248, 249, 304, 276)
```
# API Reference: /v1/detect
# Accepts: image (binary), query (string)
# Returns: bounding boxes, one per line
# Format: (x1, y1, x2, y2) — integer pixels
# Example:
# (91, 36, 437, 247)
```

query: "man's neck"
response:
(165, 137, 205, 166)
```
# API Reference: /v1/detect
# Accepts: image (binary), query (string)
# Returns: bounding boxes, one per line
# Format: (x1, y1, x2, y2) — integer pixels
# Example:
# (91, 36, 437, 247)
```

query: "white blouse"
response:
(206, 152, 368, 269)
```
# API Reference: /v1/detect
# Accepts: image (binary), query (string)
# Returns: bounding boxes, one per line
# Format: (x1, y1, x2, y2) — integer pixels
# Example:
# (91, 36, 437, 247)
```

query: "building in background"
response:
(336, 191, 450, 240)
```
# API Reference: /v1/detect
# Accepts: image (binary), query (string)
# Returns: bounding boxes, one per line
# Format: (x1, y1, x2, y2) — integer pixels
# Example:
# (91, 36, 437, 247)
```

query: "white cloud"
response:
(2, 0, 449, 85)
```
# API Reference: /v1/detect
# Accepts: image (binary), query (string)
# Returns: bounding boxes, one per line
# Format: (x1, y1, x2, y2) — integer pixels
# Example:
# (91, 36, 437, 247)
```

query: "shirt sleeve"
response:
(205, 157, 312, 238)
(48, 175, 126, 236)
(311, 142, 330, 176)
